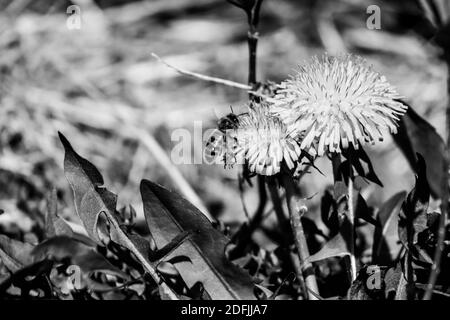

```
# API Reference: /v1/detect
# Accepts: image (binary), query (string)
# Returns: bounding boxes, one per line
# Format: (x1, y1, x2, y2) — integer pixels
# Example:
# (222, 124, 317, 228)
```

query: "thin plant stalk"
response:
(268, 179, 307, 299)
(423, 53, 450, 300)
(289, 252, 308, 300)
(267, 180, 290, 239)
(224, 0, 267, 260)
(347, 169, 356, 281)
(245, 0, 267, 247)
(330, 152, 356, 282)
(282, 173, 319, 300)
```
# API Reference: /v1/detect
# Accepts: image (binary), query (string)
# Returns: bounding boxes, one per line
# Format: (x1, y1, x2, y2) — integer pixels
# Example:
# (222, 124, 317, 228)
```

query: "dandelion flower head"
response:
(232, 102, 312, 176)
(271, 54, 408, 156)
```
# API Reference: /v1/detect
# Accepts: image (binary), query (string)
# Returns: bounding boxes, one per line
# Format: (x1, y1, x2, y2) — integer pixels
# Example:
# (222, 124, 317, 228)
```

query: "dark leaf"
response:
(189, 282, 211, 300)
(341, 147, 383, 187)
(348, 265, 387, 300)
(227, 0, 263, 26)
(347, 276, 372, 300)
(59, 132, 178, 299)
(349, 263, 409, 300)
(426, 211, 441, 230)
(150, 231, 192, 262)
(141, 179, 256, 300)
(254, 284, 273, 300)
(306, 232, 349, 264)
(45, 189, 74, 238)
(59, 132, 116, 245)
(384, 261, 408, 300)
(31, 236, 127, 279)
(372, 191, 407, 264)
(393, 102, 446, 198)
(0, 235, 34, 273)
(321, 183, 350, 237)
(355, 193, 378, 226)
(305, 217, 352, 264)
(320, 188, 340, 236)
(0, 259, 54, 296)
(413, 246, 434, 266)
(398, 154, 430, 248)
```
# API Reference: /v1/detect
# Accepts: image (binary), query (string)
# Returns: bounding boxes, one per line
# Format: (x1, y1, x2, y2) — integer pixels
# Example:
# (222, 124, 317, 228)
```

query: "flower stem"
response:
(226, 0, 267, 261)
(246, 0, 267, 250)
(423, 52, 450, 300)
(268, 179, 307, 299)
(331, 152, 341, 182)
(347, 170, 357, 282)
(282, 173, 319, 300)
(330, 152, 356, 282)
(267, 179, 290, 242)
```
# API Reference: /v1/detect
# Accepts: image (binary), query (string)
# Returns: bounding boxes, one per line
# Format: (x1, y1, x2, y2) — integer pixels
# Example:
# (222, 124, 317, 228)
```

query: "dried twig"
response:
(151, 53, 252, 90)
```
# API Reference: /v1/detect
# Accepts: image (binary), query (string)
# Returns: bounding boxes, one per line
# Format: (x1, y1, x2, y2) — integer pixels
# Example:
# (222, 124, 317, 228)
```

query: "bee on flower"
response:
(271, 54, 408, 156)
(205, 102, 314, 176)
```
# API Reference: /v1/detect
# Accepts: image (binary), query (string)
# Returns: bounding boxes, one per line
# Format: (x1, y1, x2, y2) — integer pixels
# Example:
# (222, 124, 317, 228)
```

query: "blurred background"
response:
(0, 0, 446, 247)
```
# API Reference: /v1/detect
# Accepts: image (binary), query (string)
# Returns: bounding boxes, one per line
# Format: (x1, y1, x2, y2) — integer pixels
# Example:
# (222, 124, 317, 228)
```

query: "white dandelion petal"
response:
(230, 102, 306, 176)
(272, 54, 408, 155)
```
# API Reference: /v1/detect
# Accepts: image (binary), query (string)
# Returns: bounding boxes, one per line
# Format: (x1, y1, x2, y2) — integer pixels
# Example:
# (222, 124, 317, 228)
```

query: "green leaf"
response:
(384, 262, 408, 300)
(59, 132, 178, 299)
(393, 103, 446, 198)
(140, 179, 256, 300)
(306, 233, 349, 264)
(372, 191, 407, 265)
(320, 188, 341, 236)
(305, 217, 352, 264)
(31, 236, 128, 279)
(398, 154, 430, 249)
(355, 193, 378, 226)
(0, 235, 34, 273)
(45, 189, 74, 238)
(347, 265, 381, 300)
(59, 132, 115, 245)
(341, 147, 383, 187)
(348, 264, 408, 300)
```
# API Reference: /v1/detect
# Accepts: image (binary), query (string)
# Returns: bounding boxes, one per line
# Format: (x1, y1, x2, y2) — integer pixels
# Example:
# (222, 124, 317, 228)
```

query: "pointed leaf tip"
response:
(58, 131, 71, 150)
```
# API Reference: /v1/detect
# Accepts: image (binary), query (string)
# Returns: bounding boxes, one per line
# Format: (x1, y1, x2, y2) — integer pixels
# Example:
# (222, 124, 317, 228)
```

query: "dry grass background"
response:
(0, 0, 446, 248)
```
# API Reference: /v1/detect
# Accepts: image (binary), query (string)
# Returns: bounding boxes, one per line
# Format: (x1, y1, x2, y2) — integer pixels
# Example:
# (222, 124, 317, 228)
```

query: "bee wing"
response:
(222, 130, 245, 168)
(204, 129, 226, 163)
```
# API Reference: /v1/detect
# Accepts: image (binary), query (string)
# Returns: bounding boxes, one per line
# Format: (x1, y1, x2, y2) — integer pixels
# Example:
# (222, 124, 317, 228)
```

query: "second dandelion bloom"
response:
(230, 103, 311, 176)
(272, 54, 408, 156)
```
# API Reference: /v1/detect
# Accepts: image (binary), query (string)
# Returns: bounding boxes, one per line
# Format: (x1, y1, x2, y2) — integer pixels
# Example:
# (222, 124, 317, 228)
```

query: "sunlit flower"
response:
(230, 103, 312, 176)
(271, 54, 407, 156)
